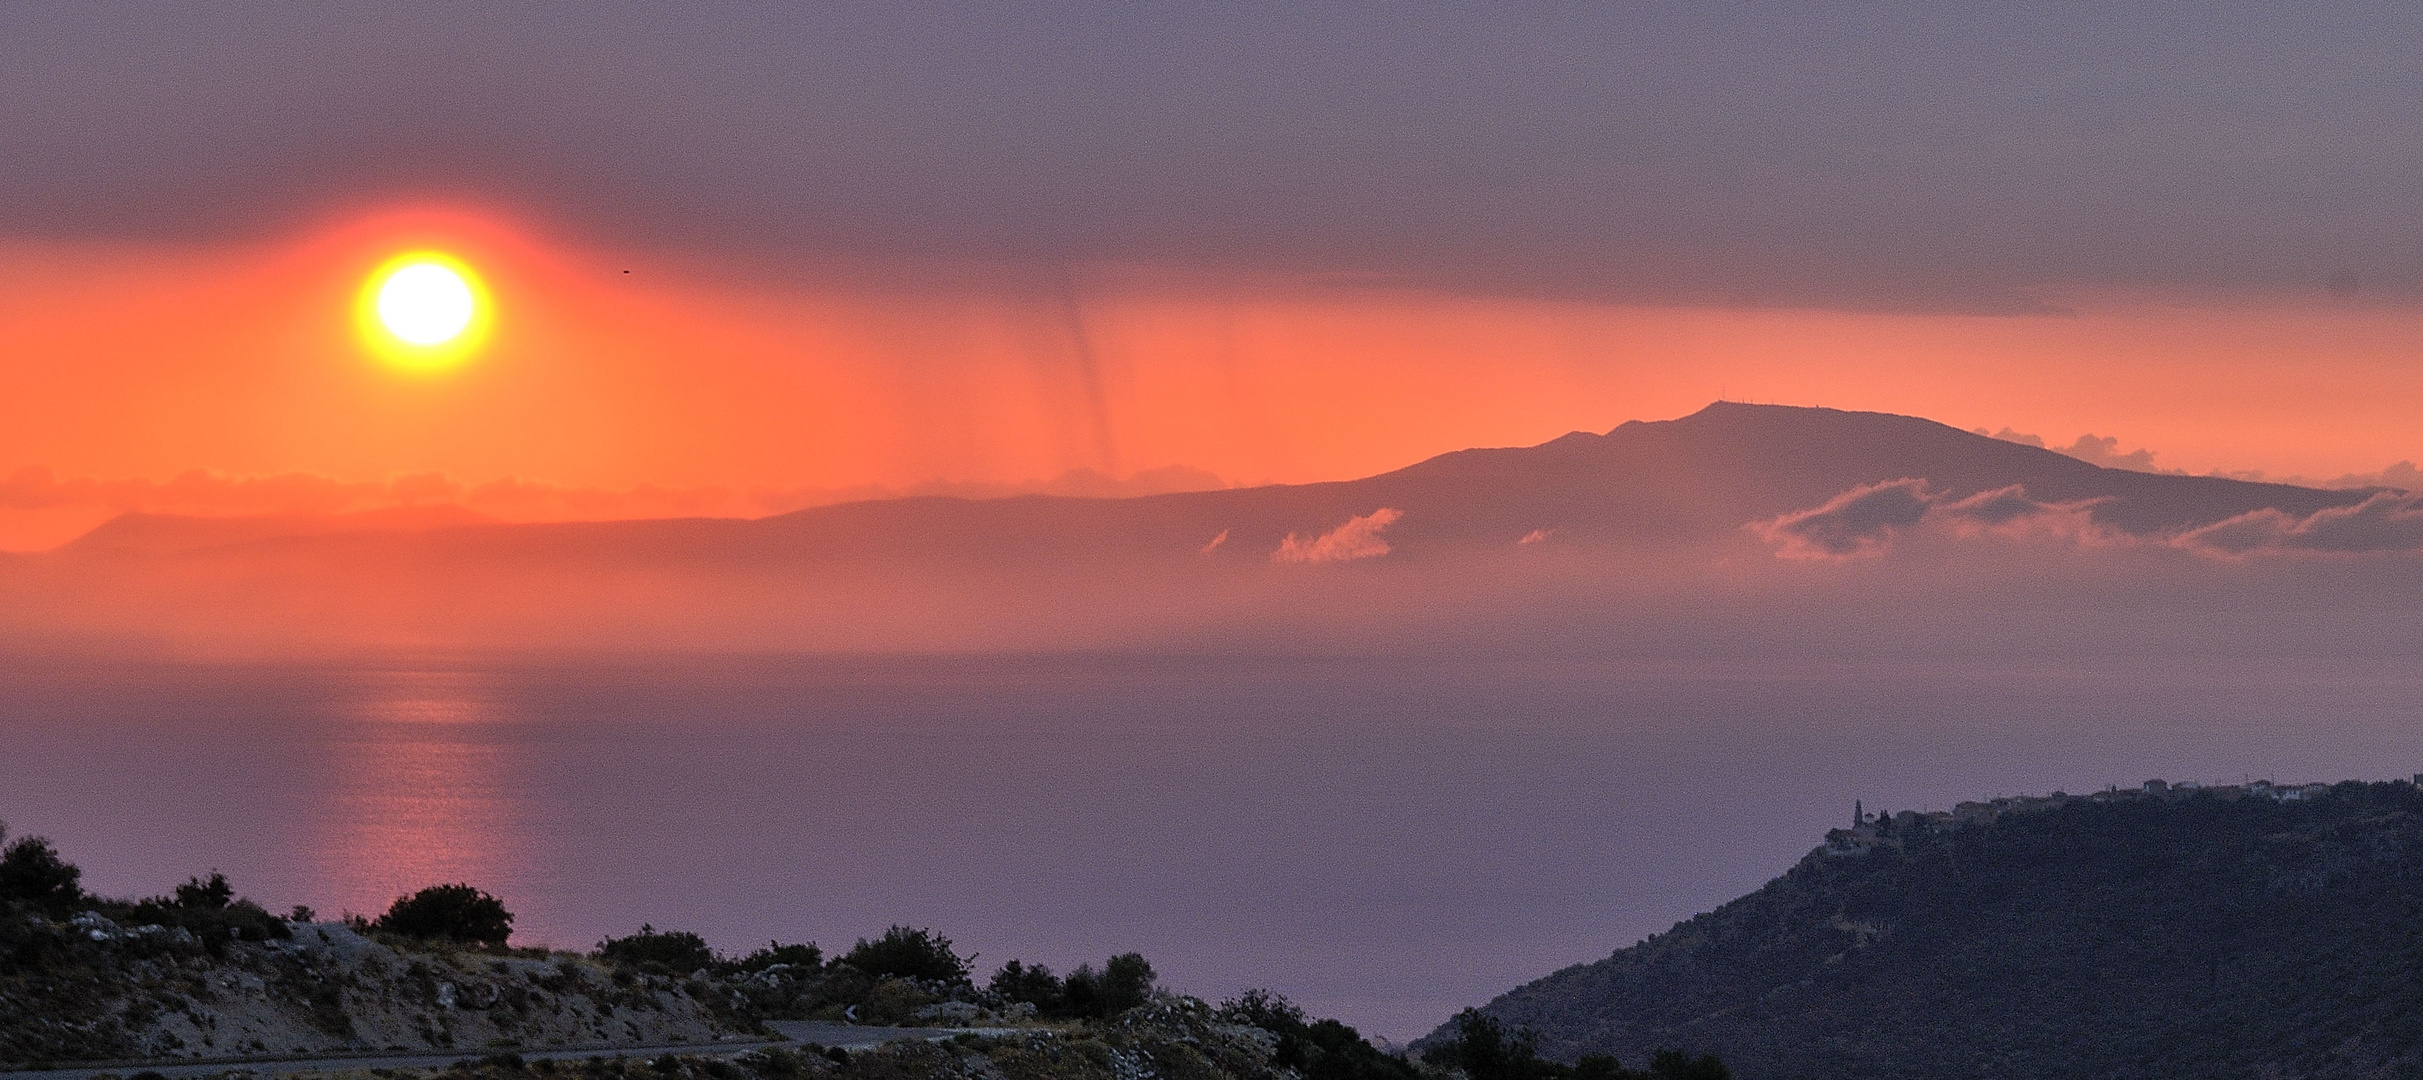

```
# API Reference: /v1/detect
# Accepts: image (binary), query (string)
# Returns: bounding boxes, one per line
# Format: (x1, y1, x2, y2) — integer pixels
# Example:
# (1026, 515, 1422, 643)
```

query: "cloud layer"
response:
(2178, 493, 2423, 556)
(1762, 478, 2423, 560)
(1274, 508, 1403, 564)
(1755, 480, 2104, 559)
(1978, 428, 2167, 472)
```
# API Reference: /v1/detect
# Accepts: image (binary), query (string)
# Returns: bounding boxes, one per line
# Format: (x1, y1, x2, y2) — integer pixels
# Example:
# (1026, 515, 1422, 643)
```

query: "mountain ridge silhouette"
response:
(32, 403, 2380, 564)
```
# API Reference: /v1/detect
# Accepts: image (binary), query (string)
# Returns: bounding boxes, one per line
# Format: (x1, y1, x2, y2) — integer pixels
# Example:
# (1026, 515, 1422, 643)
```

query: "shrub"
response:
(1642, 1052, 1729, 1080)
(739, 1048, 802, 1079)
(374, 884, 514, 947)
(990, 959, 1064, 1012)
(1420, 1011, 1720, 1080)
(598, 925, 716, 973)
(173, 872, 235, 910)
(1424, 1010, 1552, 1080)
(1098, 952, 1156, 1014)
(1059, 952, 1154, 1019)
(1221, 988, 1307, 1030)
(132, 874, 292, 950)
(859, 977, 942, 1024)
(0, 833, 85, 914)
(731, 940, 823, 975)
(994, 952, 1156, 1019)
(1221, 990, 1418, 1080)
(840, 926, 969, 985)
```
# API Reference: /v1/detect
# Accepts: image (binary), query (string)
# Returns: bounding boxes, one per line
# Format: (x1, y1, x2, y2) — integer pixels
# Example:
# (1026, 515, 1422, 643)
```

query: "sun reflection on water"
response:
(303, 669, 525, 923)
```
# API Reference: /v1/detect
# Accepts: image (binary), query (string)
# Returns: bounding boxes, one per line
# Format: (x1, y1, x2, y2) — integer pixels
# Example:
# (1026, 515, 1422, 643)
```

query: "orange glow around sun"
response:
(5, 201, 2423, 554)
(358, 250, 492, 371)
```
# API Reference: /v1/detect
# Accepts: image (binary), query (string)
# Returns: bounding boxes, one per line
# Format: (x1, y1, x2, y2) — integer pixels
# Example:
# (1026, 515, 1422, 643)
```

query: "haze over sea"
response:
(7, 650, 2419, 1041)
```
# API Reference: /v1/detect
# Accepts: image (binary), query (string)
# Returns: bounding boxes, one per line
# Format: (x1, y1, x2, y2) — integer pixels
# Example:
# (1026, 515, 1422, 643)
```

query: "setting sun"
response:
(357, 250, 491, 370)
(379, 263, 474, 344)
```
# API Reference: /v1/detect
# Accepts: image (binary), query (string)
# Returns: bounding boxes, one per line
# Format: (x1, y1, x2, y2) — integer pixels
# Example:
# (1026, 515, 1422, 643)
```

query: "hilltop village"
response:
(1823, 776, 2405, 856)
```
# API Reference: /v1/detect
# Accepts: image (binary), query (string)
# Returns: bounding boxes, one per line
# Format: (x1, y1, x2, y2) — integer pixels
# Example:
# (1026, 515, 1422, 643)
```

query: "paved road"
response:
(761, 1022, 1021, 1048)
(0, 1024, 1021, 1080)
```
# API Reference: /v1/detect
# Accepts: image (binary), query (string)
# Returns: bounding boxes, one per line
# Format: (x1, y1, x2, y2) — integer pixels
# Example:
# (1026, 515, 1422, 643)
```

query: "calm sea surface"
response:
(4, 652, 2420, 1040)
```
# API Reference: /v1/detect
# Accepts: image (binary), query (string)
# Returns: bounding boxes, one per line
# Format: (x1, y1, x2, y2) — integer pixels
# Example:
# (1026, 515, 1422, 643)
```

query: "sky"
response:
(7, 3, 2423, 549)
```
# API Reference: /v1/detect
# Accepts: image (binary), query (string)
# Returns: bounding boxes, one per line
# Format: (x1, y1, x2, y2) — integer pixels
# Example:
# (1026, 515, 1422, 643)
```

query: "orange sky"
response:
(4, 207, 2421, 550)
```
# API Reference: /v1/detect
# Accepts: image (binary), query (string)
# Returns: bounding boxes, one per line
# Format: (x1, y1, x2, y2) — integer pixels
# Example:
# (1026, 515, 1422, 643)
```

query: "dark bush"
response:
(993, 952, 1157, 1020)
(730, 940, 823, 974)
(1222, 988, 1307, 1032)
(145, 870, 289, 937)
(1222, 990, 1418, 1080)
(172, 872, 234, 910)
(1642, 1052, 1729, 1080)
(990, 959, 1064, 1012)
(1573, 1056, 1626, 1080)
(1424, 1010, 1557, 1080)
(1061, 964, 1101, 1016)
(598, 925, 716, 973)
(129, 874, 293, 951)
(840, 926, 969, 985)
(1099, 952, 1156, 1013)
(374, 884, 514, 947)
(740, 1048, 802, 1079)
(0, 833, 85, 914)
(1421, 1011, 1716, 1080)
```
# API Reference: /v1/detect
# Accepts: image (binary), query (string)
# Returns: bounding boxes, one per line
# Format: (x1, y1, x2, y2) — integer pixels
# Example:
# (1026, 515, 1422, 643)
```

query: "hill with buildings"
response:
(1438, 778, 2423, 1080)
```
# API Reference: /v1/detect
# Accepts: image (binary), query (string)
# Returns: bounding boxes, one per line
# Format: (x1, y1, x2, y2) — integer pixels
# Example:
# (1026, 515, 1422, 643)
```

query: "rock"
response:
(911, 1001, 982, 1023)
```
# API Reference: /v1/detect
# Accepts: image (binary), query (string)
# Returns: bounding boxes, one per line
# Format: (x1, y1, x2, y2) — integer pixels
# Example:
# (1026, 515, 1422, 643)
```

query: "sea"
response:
(4, 651, 2419, 1041)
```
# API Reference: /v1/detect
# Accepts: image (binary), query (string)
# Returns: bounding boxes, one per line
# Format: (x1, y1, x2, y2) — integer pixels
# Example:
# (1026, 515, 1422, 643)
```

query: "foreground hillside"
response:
(1444, 780, 2423, 1080)
(3, 821, 1725, 1080)
(1, 919, 737, 1063)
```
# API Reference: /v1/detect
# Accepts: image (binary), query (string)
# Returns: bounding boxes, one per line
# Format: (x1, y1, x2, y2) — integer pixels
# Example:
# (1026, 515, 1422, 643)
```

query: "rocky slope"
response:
(0, 918, 742, 1066)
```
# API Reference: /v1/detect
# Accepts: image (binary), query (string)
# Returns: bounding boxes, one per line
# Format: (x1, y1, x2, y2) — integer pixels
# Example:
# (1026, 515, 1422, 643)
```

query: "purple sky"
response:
(8, 3, 2423, 310)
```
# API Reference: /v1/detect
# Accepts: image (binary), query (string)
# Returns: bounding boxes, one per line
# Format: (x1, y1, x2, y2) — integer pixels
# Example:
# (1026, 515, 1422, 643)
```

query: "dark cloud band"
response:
(8, 3, 2423, 310)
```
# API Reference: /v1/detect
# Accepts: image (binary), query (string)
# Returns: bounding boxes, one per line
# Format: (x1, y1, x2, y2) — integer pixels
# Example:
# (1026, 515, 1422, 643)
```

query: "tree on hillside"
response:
(0, 830, 85, 915)
(598, 924, 717, 973)
(1220, 989, 1421, 1080)
(841, 925, 969, 984)
(374, 883, 514, 947)
(1101, 952, 1157, 1012)
(173, 871, 235, 910)
(1424, 1010, 1723, 1080)
(1061, 952, 1157, 1017)
(992, 952, 1159, 1019)
(991, 959, 1065, 1012)
(731, 940, 824, 974)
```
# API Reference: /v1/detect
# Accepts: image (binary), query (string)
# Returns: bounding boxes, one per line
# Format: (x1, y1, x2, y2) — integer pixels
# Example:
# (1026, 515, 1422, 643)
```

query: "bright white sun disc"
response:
(376, 263, 476, 345)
